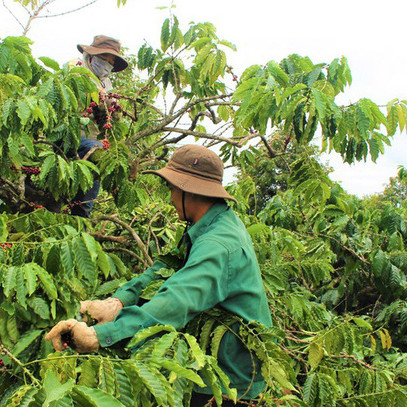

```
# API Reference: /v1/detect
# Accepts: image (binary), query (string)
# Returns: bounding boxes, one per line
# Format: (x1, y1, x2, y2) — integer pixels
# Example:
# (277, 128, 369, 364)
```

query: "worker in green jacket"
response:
(46, 144, 272, 406)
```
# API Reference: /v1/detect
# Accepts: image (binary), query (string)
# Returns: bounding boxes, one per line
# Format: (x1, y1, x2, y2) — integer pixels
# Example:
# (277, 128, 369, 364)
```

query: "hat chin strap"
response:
(182, 191, 192, 226)
(178, 191, 193, 263)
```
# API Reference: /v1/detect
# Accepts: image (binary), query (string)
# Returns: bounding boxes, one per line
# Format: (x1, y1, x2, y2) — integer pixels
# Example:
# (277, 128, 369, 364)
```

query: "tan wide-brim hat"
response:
(144, 145, 237, 203)
(77, 35, 128, 72)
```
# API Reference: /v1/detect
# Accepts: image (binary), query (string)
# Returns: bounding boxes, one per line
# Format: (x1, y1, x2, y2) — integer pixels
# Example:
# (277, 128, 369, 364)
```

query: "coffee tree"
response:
(2, 6, 407, 406)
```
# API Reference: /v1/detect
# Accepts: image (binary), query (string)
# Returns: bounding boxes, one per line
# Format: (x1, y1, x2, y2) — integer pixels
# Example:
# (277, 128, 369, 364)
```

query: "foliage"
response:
(2, 10, 407, 407)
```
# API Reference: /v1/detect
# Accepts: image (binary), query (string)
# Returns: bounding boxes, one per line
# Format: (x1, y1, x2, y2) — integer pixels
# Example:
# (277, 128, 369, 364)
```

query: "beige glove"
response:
(45, 319, 99, 353)
(79, 297, 123, 325)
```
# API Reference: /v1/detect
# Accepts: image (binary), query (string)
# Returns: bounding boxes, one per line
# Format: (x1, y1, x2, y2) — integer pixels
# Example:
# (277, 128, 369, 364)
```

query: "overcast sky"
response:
(1, 0, 407, 196)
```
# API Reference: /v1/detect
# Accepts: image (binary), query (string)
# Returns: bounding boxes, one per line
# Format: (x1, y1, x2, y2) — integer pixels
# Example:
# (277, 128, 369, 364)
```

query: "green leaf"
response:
(3, 266, 17, 297)
(131, 362, 169, 406)
(39, 155, 56, 182)
(113, 364, 133, 407)
(74, 236, 97, 284)
(267, 359, 295, 391)
(200, 365, 222, 406)
(11, 329, 42, 357)
(127, 325, 176, 349)
(15, 266, 27, 309)
(303, 372, 318, 404)
(158, 358, 205, 387)
(60, 242, 74, 276)
(27, 297, 50, 320)
(38, 57, 60, 71)
(24, 264, 37, 296)
(208, 357, 237, 402)
(311, 88, 327, 118)
(31, 263, 57, 300)
(78, 359, 99, 387)
(73, 386, 125, 407)
(17, 99, 31, 126)
(210, 325, 228, 358)
(353, 317, 373, 331)
(308, 342, 324, 369)
(43, 371, 74, 407)
(82, 233, 98, 262)
(0, 214, 8, 242)
(161, 18, 170, 51)
(98, 359, 116, 395)
(183, 333, 206, 368)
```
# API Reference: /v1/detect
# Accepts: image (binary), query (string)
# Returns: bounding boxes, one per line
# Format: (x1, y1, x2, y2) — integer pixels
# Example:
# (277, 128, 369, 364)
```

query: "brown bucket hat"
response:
(145, 145, 236, 202)
(77, 35, 128, 72)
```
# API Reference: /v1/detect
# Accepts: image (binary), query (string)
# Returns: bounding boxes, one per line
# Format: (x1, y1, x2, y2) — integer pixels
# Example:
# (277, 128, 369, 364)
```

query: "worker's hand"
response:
(45, 319, 99, 353)
(79, 297, 123, 325)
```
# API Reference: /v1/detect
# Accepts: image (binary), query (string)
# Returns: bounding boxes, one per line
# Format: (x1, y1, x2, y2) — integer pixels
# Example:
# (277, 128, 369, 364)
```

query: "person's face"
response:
(96, 53, 116, 66)
(168, 183, 186, 221)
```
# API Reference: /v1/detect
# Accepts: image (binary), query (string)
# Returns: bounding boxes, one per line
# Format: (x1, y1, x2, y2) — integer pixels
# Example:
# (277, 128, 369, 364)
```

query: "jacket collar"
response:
(187, 202, 229, 244)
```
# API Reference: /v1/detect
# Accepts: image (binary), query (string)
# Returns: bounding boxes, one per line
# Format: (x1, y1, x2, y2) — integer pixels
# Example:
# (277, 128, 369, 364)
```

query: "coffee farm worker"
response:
(46, 145, 272, 400)
(71, 35, 128, 218)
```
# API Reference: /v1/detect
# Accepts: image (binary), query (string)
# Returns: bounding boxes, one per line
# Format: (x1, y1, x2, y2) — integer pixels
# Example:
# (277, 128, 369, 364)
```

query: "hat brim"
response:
(77, 44, 128, 72)
(144, 167, 237, 203)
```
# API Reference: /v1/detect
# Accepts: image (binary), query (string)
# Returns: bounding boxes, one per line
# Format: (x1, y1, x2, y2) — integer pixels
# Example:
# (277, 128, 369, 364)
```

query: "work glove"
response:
(45, 319, 99, 353)
(79, 297, 123, 325)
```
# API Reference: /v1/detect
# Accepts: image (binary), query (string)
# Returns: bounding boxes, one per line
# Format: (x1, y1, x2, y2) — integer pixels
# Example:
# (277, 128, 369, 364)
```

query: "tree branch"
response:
(161, 127, 256, 147)
(95, 215, 153, 266)
(36, 0, 99, 18)
(130, 94, 233, 144)
(104, 247, 144, 263)
(2, 0, 25, 31)
(82, 145, 102, 161)
(34, 140, 70, 161)
(260, 135, 276, 159)
(92, 232, 130, 246)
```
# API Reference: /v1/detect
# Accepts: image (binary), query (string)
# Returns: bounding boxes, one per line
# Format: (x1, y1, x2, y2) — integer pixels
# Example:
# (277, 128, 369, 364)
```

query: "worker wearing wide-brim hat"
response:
(68, 35, 129, 218)
(76, 35, 128, 90)
(46, 145, 272, 405)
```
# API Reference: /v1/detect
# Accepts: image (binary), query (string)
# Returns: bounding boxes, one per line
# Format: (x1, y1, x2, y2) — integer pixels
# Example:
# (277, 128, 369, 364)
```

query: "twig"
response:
(104, 247, 144, 263)
(92, 232, 130, 246)
(96, 215, 153, 266)
(169, 91, 183, 116)
(260, 135, 276, 158)
(34, 140, 69, 162)
(36, 0, 99, 18)
(0, 345, 40, 387)
(161, 126, 256, 147)
(82, 145, 102, 161)
(330, 352, 374, 369)
(2, 0, 25, 31)
(130, 94, 233, 144)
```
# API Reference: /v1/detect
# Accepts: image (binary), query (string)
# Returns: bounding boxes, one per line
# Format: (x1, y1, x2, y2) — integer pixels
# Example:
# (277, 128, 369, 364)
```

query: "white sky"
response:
(1, 0, 407, 196)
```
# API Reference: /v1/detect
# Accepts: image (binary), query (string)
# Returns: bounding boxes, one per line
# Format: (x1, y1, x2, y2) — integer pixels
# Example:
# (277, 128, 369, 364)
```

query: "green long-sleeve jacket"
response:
(94, 202, 272, 398)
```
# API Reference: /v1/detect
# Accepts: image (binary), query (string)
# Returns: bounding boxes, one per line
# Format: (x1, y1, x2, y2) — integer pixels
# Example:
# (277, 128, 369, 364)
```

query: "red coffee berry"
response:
(86, 107, 93, 114)
(90, 102, 97, 108)
(0, 359, 4, 367)
(83, 113, 88, 118)
(103, 123, 113, 130)
(102, 139, 110, 150)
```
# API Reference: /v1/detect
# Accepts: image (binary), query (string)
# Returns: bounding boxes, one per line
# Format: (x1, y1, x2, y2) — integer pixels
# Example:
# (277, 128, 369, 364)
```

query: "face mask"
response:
(90, 56, 113, 78)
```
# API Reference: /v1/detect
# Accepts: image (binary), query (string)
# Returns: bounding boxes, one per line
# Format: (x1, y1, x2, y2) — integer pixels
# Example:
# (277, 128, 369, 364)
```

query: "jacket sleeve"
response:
(94, 239, 229, 347)
(112, 259, 167, 307)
